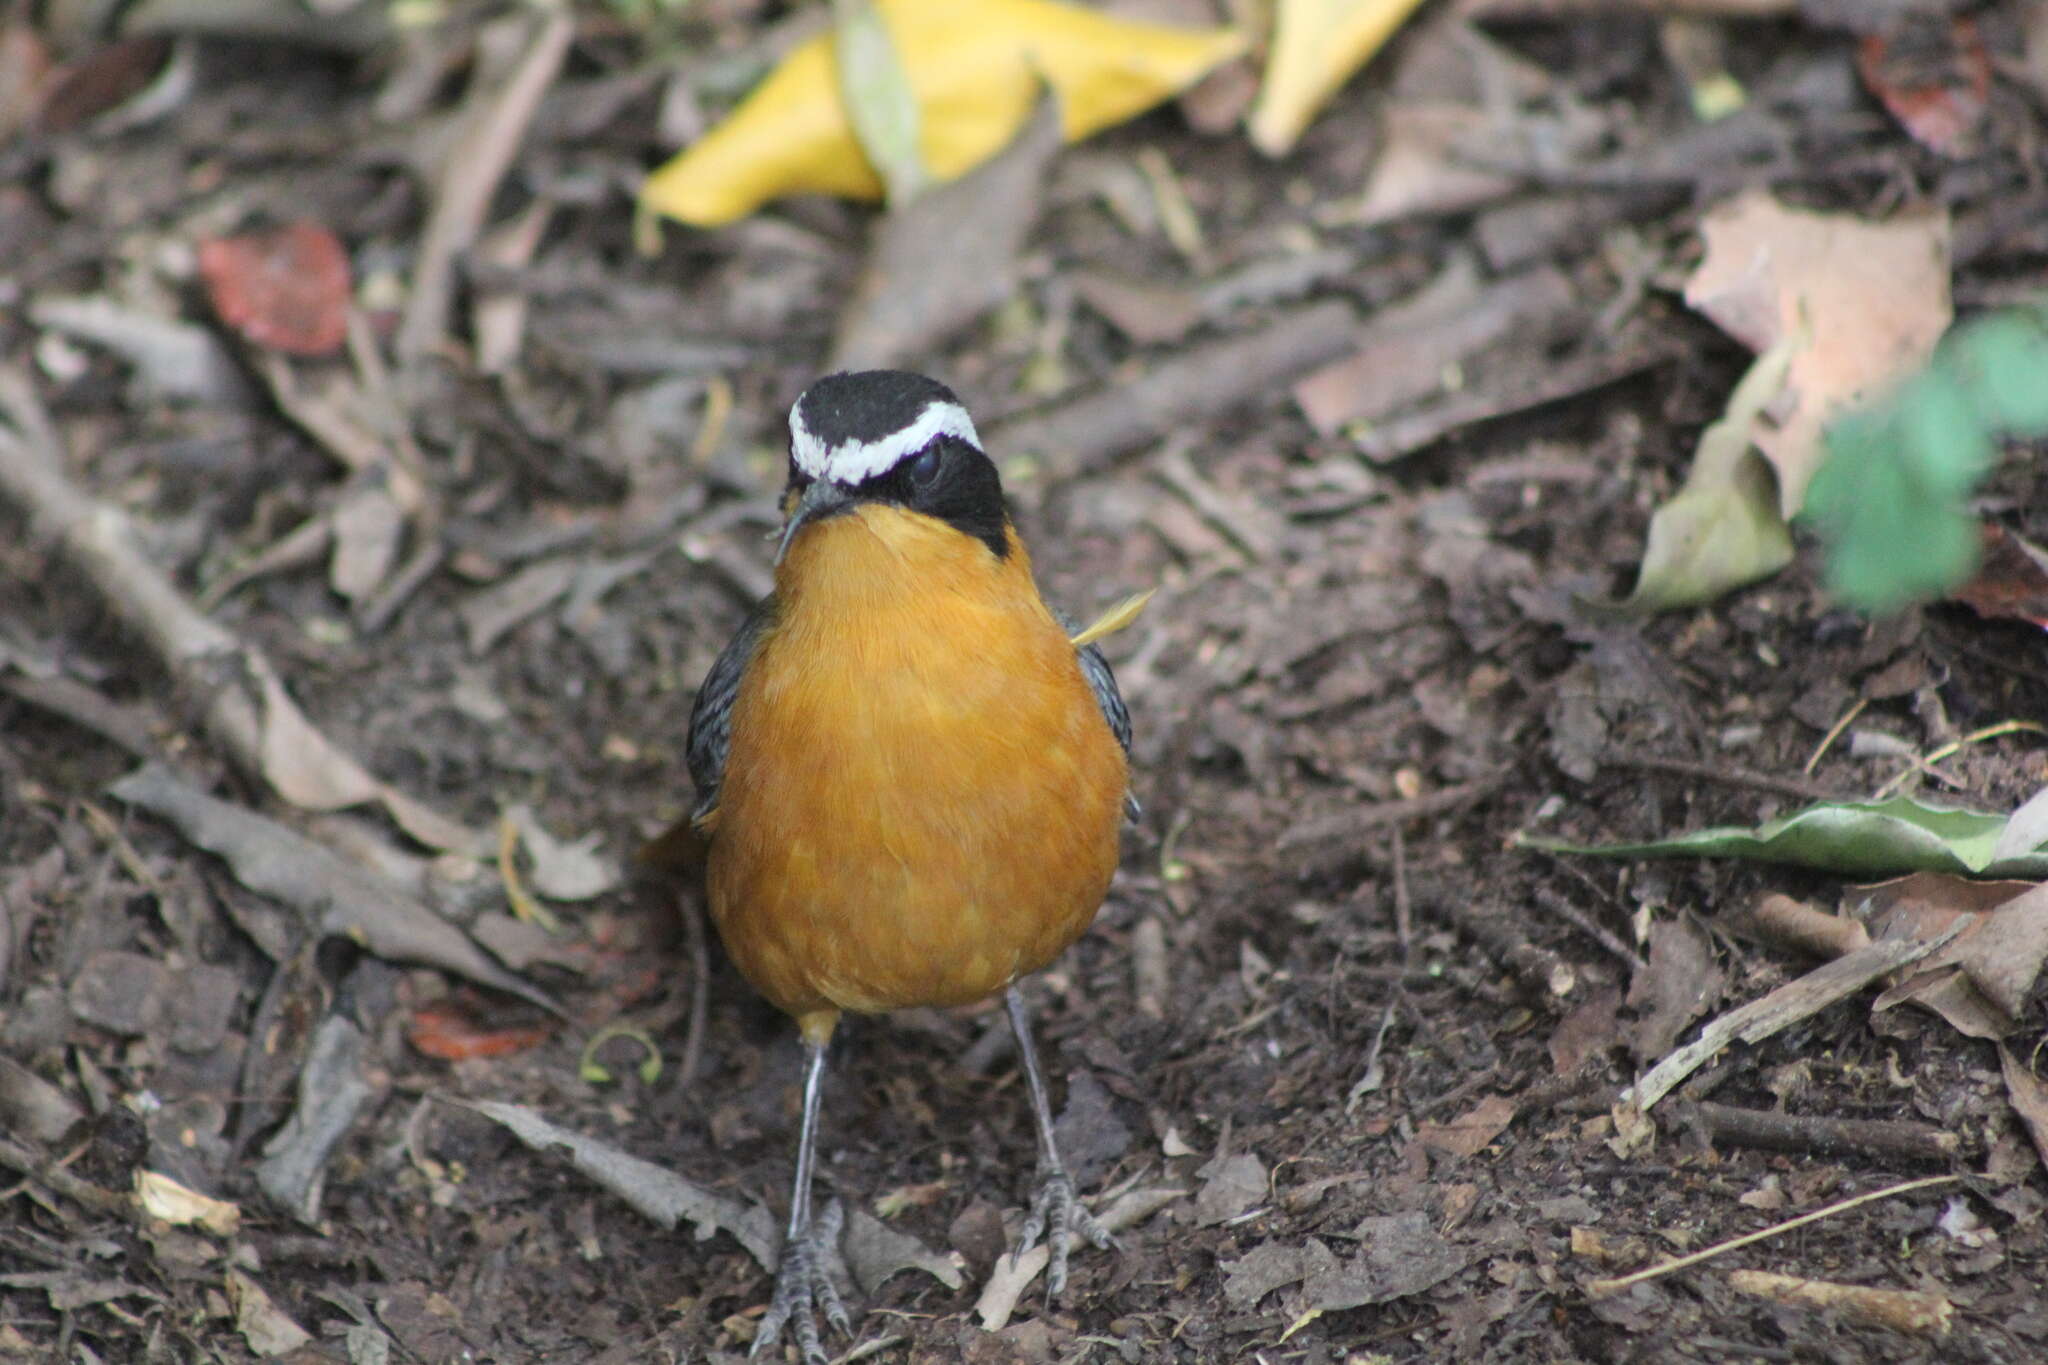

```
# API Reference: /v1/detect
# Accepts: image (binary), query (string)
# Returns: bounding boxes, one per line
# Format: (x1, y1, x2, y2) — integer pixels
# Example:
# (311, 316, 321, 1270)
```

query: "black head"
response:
(780, 370, 1009, 561)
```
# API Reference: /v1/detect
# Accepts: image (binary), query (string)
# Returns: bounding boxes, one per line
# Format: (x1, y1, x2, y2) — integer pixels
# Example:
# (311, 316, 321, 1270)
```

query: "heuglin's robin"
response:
(678, 370, 1136, 1360)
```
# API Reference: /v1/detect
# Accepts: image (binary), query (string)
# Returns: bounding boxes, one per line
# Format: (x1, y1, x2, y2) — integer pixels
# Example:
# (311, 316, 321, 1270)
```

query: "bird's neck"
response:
(774, 505, 1038, 623)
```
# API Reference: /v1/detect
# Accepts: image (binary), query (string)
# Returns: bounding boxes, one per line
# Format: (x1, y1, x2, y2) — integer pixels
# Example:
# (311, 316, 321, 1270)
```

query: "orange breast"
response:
(705, 507, 1127, 1030)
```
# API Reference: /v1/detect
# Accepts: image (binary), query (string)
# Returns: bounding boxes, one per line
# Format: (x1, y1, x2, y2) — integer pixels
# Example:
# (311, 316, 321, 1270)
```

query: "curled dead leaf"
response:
(1249, 0, 1431, 156)
(641, 0, 1243, 227)
(1683, 189, 1952, 518)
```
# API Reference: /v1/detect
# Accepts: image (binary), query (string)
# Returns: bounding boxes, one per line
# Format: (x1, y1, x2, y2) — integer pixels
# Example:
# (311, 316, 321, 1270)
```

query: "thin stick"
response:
(675, 897, 711, 1091)
(0, 367, 474, 851)
(1873, 720, 2048, 801)
(1605, 749, 1842, 804)
(1629, 921, 1962, 1111)
(1687, 1101, 1959, 1163)
(0, 1133, 134, 1222)
(1391, 826, 1413, 959)
(398, 10, 575, 367)
(1803, 697, 1865, 775)
(1585, 1174, 1959, 1297)
(1534, 887, 1645, 974)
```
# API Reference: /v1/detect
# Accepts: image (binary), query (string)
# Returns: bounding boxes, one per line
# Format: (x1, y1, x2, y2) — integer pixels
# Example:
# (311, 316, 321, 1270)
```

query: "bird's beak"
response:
(774, 480, 853, 565)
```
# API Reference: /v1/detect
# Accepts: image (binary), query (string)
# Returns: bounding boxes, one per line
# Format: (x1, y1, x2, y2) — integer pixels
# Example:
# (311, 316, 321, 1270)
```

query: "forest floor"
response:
(4, 2, 2048, 1362)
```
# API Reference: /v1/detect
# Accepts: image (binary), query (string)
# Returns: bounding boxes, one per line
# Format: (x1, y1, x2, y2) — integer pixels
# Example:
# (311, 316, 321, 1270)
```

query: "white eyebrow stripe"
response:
(788, 399, 981, 484)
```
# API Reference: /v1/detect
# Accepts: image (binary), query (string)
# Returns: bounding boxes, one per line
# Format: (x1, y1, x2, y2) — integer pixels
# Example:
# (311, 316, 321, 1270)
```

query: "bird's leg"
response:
(752, 1034, 851, 1363)
(1005, 983, 1115, 1299)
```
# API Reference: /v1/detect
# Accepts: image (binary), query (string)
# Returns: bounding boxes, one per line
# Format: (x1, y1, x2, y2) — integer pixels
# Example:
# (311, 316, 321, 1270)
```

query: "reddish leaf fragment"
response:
(198, 220, 352, 357)
(408, 994, 555, 1061)
(1950, 525, 2048, 630)
(35, 36, 169, 133)
(1417, 1093, 1518, 1159)
(1856, 18, 1991, 158)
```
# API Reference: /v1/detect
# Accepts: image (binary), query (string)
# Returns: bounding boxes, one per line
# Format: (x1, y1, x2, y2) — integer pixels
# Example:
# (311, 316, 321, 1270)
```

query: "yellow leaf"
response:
(1248, 0, 1430, 157)
(641, 0, 1245, 228)
(1070, 588, 1155, 647)
(136, 1170, 242, 1237)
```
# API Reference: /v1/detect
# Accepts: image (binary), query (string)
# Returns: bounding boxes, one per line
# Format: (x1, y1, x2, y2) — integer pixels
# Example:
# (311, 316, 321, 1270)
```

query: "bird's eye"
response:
(907, 445, 943, 487)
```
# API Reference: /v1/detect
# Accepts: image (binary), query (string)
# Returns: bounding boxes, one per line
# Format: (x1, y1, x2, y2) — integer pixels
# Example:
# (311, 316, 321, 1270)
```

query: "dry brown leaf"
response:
(198, 220, 351, 358)
(830, 92, 1062, 370)
(1952, 526, 2048, 631)
(1547, 984, 1623, 1077)
(843, 1206, 964, 1295)
(1307, 1213, 1465, 1311)
(135, 1172, 241, 1237)
(1070, 269, 1204, 345)
(1627, 915, 1724, 1062)
(1354, 103, 1520, 224)
(328, 482, 403, 604)
(454, 1098, 779, 1268)
(1856, 17, 1991, 159)
(1682, 189, 1952, 516)
(506, 803, 619, 901)
(1867, 874, 2048, 1038)
(110, 764, 556, 1014)
(1998, 1044, 2048, 1175)
(226, 1270, 313, 1357)
(1417, 1093, 1517, 1159)
(1194, 1150, 1268, 1225)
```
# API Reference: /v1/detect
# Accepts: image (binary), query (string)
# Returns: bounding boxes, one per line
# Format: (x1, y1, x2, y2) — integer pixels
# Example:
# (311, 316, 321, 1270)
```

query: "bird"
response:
(678, 370, 1137, 1361)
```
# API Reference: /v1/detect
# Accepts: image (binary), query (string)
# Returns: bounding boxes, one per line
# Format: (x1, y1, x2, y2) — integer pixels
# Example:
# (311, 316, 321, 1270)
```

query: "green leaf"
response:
(832, 0, 929, 206)
(1946, 310, 2048, 434)
(1520, 795, 2048, 880)
(1897, 369, 1996, 493)
(1806, 307, 2048, 615)
(1805, 406, 1980, 614)
(1607, 330, 1796, 613)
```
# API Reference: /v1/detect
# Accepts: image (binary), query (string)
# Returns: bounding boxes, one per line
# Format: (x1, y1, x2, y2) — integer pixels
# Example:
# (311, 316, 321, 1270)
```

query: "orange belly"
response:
(705, 508, 1126, 1027)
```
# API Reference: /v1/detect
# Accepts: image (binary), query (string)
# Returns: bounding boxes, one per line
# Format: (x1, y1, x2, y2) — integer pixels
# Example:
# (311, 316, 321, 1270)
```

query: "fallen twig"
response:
(1440, 898, 1579, 1006)
(397, 9, 576, 367)
(1684, 1101, 1960, 1163)
(986, 299, 1361, 483)
(0, 1133, 134, 1223)
(1726, 1269, 1952, 1337)
(1277, 773, 1507, 880)
(0, 367, 476, 851)
(0, 673, 160, 760)
(1627, 920, 1965, 1112)
(1729, 892, 1869, 960)
(1602, 748, 1846, 804)
(1533, 888, 1646, 975)
(1585, 1173, 1958, 1297)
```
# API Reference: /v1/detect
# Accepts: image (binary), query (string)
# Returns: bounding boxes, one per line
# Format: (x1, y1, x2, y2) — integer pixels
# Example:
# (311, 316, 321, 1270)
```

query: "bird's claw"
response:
(1011, 1168, 1115, 1301)
(752, 1199, 851, 1363)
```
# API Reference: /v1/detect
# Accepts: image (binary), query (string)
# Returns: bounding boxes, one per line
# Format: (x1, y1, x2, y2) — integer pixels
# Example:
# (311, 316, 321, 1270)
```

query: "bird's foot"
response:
(1012, 1167, 1115, 1301)
(752, 1199, 851, 1363)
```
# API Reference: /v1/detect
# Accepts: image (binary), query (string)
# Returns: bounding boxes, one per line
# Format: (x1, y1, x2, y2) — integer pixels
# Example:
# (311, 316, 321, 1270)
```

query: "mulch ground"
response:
(4, 2, 2048, 1362)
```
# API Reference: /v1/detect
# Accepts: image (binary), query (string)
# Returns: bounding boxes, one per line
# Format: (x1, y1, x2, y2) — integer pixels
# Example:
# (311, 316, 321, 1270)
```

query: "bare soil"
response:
(4, 4, 2048, 1363)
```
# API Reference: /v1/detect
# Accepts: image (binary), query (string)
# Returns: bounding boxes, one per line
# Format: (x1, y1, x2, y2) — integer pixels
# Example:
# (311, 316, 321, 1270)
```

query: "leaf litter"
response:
(109, 764, 557, 1014)
(9, 0, 2048, 1358)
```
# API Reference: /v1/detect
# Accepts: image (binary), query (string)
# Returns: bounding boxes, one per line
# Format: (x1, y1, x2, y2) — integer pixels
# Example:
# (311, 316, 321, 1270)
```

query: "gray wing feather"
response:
(1077, 641, 1131, 756)
(1059, 608, 1139, 821)
(685, 599, 774, 823)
